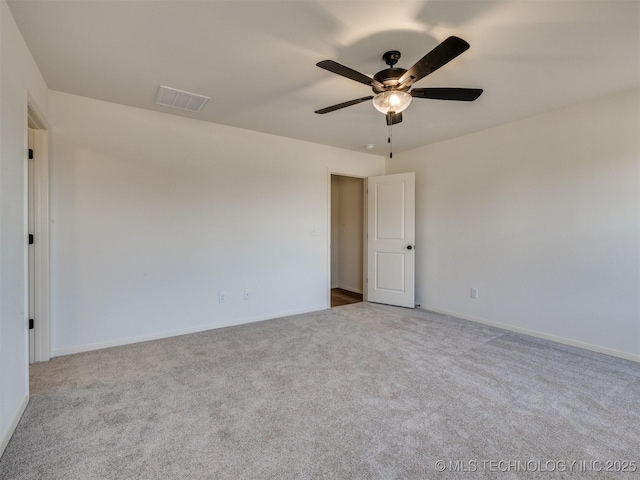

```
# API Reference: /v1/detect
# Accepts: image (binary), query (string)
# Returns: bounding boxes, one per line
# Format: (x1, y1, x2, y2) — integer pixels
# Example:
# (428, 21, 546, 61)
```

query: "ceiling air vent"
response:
(155, 85, 210, 113)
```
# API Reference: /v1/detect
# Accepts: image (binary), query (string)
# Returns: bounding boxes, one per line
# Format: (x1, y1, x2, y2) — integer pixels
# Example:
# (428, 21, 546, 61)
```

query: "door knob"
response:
(406, 245, 414, 250)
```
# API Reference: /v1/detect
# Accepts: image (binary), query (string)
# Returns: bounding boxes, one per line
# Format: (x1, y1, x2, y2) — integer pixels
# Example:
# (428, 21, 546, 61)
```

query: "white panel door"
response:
(28, 128, 35, 363)
(367, 172, 415, 308)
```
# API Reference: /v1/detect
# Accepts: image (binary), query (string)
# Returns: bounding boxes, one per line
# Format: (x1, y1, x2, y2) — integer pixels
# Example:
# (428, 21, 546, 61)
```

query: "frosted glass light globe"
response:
(372, 91, 412, 114)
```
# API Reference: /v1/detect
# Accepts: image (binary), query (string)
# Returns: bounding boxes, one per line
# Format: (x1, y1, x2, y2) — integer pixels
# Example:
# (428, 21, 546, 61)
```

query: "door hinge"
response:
(29, 319, 34, 330)
(28, 149, 34, 160)
(29, 234, 34, 245)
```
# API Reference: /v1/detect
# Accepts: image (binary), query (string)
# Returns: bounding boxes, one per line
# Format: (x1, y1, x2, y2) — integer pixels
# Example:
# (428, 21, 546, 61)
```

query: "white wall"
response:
(49, 91, 384, 356)
(387, 88, 640, 360)
(0, 0, 49, 456)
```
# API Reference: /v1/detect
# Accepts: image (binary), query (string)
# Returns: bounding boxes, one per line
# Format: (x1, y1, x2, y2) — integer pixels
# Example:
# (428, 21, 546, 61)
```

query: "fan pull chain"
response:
(388, 125, 393, 159)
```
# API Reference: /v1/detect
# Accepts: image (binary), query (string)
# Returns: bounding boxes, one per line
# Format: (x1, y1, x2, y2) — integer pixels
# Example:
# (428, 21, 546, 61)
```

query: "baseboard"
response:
(51, 305, 328, 357)
(419, 305, 640, 363)
(0, 394, 29, 459)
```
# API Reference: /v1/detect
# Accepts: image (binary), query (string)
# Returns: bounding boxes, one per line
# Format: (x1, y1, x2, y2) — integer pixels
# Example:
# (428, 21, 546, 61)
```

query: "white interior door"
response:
(28, 128, 36, 363)
(367, 172, 415, 308)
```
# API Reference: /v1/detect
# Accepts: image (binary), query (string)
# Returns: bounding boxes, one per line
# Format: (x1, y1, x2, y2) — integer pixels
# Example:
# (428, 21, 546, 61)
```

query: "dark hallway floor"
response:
(331, 288, 363, 307)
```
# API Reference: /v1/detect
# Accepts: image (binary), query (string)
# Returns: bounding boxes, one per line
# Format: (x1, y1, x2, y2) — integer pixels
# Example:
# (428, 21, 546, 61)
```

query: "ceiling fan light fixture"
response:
(372, 91, 412, 115)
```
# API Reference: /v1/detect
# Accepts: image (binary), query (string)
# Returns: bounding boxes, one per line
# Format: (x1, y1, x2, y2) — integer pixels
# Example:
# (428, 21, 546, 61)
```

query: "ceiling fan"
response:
(315, 36, 483, 125)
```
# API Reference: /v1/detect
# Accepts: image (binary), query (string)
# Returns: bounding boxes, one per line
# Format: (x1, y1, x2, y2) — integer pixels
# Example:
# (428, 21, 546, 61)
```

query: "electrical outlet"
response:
(309, 227, 317, 236)
(244, 289, 252, 300)
(219, 292, 227, 303)
(471, 288, 479, 299)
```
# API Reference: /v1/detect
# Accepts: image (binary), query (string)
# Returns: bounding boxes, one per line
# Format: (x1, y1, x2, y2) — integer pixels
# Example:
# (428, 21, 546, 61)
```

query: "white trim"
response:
(23, 95, 31, 380)
(26, 92, 50, 130)
(26, 96, 51, 363)
(51, 305, 327, 357)
(32, 128, 50, 362)
(419, 305, 640, 363)
(0, 394, 29, 458)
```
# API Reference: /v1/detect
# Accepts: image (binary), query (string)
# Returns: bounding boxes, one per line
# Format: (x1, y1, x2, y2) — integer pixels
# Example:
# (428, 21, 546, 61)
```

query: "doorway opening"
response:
(330, 174, 365, 308)
(27, 104, 50, 364)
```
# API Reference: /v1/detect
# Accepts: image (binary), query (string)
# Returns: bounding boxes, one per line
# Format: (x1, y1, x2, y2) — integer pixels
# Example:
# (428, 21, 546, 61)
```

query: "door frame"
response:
(327, 169, 368, 308)
(25, 95, 51, 363)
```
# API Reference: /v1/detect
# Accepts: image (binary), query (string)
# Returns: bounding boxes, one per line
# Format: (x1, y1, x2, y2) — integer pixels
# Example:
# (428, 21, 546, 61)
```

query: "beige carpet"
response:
(1, 302, 639, 479)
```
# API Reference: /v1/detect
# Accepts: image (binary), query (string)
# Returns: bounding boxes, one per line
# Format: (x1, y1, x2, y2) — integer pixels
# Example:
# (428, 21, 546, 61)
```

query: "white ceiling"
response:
(8, 0, 640, 156)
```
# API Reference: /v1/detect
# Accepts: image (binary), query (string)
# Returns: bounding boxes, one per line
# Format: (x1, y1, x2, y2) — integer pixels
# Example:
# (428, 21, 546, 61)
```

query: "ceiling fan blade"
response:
(398, 36, 470, 87)
(385, 112, 403, 125)
(315, 96, 374, 114)
(317, 60, 383, 88)
(411, 87, 483, 101)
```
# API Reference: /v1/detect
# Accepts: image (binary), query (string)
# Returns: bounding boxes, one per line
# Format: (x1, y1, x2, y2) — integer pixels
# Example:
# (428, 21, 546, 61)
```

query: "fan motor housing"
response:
(373, 68, 409, 93)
